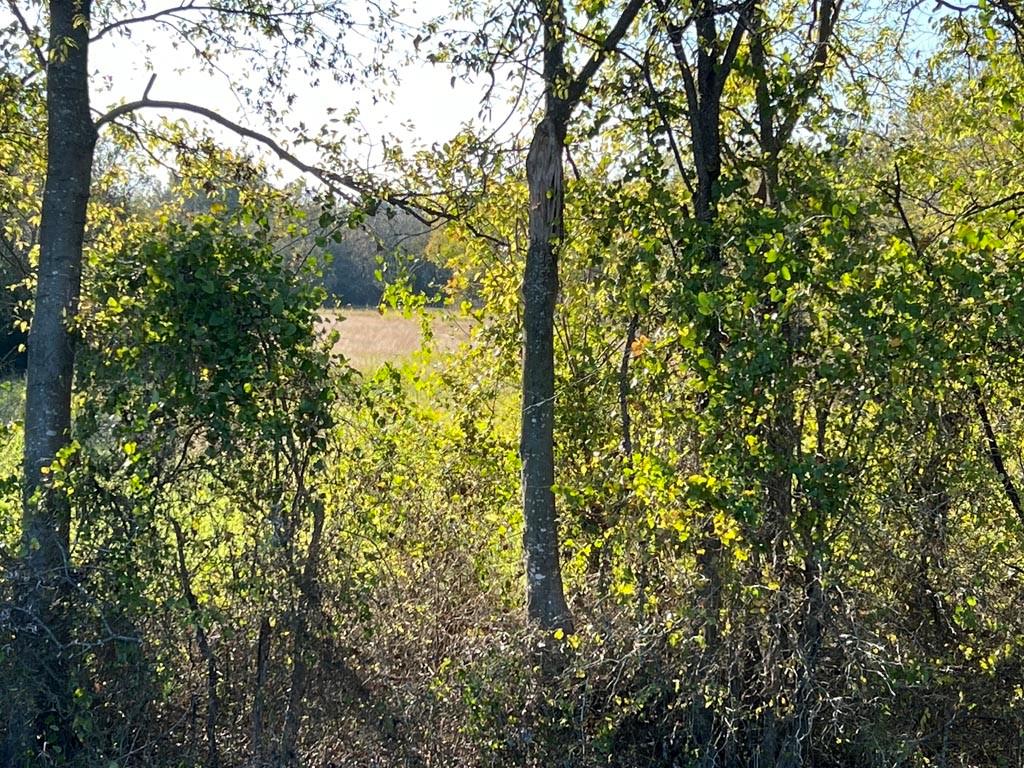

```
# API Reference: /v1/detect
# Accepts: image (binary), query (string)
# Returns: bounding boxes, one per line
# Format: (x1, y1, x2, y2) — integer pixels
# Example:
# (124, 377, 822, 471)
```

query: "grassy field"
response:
(317, 307, 469, 371)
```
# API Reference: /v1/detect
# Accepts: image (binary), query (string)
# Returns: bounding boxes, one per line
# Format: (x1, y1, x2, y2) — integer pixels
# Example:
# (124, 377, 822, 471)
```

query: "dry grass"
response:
(317, 308, 468, 371)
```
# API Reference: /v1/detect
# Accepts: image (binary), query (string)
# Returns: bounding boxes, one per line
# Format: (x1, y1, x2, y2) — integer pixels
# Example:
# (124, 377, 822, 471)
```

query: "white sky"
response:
(12, 0, 942, 185)
(84, 0, 493, 182)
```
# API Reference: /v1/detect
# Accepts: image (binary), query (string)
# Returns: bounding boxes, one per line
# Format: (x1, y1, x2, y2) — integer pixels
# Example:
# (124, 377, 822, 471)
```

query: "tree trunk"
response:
(748, 9, 838, 761)
(279, 497, 325, 767)
(665, 5, 747, 760)
(522, 112, 573, 631)
(171, 519, 221, 768)
(690, 1, 724, 229)
(518, 0, 644, 633)
(14, 1, 97, 762)
(251, 616, 271, 767)
(24, 0, 96, 539)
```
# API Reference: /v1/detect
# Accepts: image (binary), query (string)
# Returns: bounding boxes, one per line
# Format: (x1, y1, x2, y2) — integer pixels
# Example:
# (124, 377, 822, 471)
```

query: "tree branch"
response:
(660, 1, 700, 114)
(95, 95, 359, 185)
(882, 163, 926, 259)
(619, 313, 640, 457)
(641, 46, 693, 193)
(972, 381, 1024, 526)
(94, 86, 509, 247)
(776, 0, 841, 146)
(7, 0, 46, 70)
(89, 1, 320, 42)
(565, 0, 647, 109)
(91, 1, 197, 40)
(714, 6, 752, 97)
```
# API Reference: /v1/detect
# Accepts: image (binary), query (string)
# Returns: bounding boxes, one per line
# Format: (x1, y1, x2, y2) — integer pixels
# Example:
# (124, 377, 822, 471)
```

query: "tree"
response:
(424, 0, 648, 631)
(519, 0, 645, 631)
(6, 0, 379, 760)
(14, 4, 97, 760)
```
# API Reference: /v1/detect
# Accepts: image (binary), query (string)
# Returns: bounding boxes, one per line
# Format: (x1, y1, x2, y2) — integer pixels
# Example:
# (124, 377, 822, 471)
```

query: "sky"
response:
(82, 0, 492, 183)
(8, 0, 946, 186)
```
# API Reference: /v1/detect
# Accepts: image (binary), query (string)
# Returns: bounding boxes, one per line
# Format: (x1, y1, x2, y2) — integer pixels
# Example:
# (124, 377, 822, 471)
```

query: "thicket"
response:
(4, 1, 1024, 767)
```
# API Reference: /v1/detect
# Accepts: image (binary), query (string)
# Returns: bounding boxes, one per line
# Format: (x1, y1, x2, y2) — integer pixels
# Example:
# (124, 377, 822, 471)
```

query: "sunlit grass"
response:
(318, 307, 470, 373)
(0, 378, 23, 545)
(0, 377, 23, 471)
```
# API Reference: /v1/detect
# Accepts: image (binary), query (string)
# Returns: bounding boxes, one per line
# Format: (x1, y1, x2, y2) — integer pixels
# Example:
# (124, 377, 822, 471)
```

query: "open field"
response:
(317, 307, 470, 371)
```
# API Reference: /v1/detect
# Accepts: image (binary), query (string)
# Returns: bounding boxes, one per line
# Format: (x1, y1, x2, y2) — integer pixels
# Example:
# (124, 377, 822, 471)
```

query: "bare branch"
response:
(641, 46, 693, 193)
(714, 6, 751, 97)
(95, 96, 357, 185)
(89, 1, 325, 42)
(881, 163, 925, 259)
(91, 0, 197, 41)
(565, 0, 647, 109)
(95, 86, 509, 247)
(659, 0, 700, 113)
(776, 0, 841, 146)
(6, 0, 46, 71)
(972, 381, 1024, 526)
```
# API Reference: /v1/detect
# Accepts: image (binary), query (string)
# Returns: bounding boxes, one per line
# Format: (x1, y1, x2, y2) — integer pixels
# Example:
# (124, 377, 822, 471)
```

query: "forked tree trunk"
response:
(519, 0, 644, 634)
(661, 3, 750, 760)
(747, 6, 838, 762)
(522, 111, 573, 632)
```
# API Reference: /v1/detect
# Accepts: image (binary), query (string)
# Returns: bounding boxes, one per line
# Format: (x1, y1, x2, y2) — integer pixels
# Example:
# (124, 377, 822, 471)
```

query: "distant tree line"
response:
(320, 207, 449, 307)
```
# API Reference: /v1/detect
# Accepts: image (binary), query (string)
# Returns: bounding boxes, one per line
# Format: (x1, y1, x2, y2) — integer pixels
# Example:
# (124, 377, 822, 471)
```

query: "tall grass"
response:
(318, 307, 469, 372)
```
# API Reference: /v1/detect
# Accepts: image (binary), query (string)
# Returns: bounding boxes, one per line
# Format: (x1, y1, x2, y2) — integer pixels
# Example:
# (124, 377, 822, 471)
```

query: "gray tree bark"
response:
(24, 0, 96, 540)
(522, 110, 573, 631)
(14, 0, 97, 763)
(520, 0, 644, 631)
